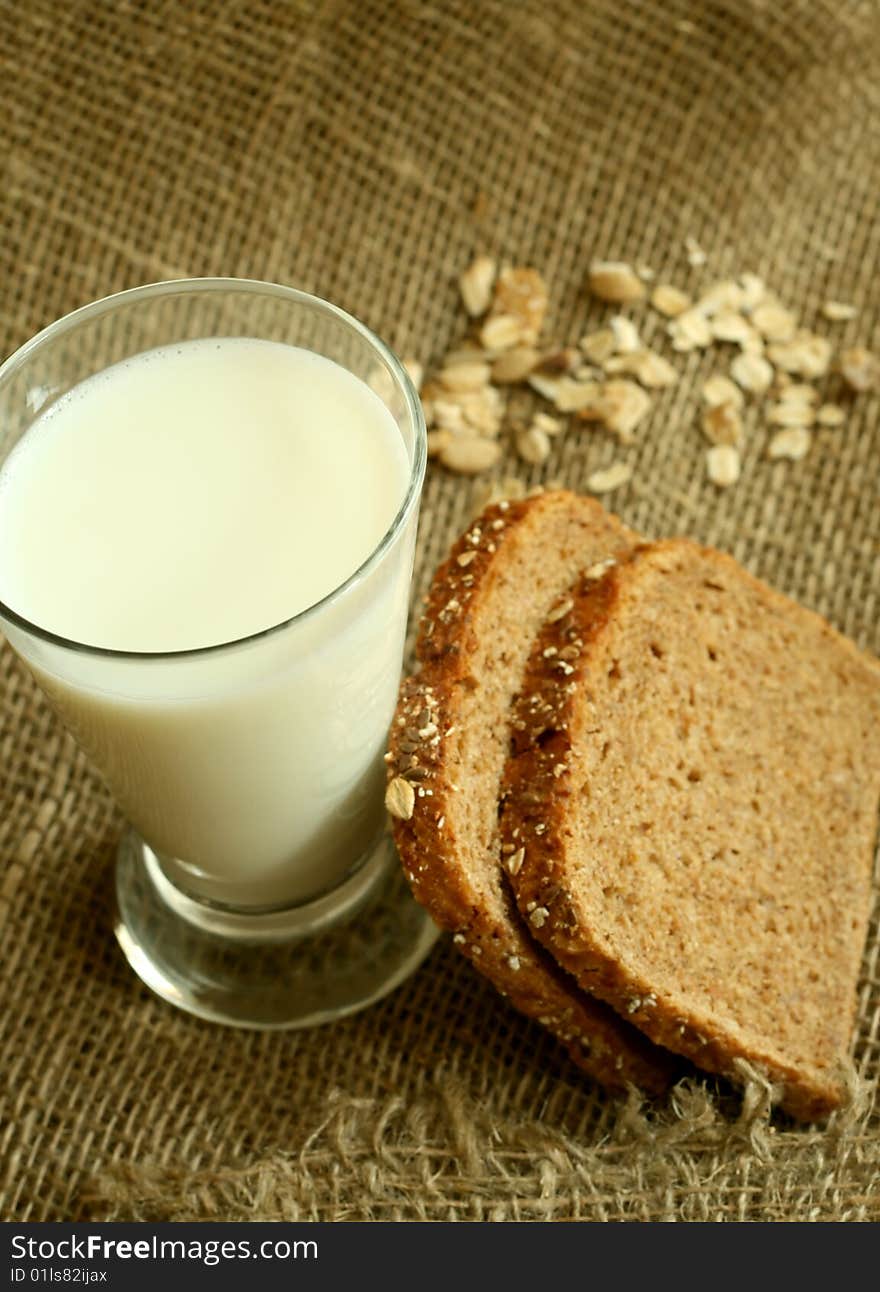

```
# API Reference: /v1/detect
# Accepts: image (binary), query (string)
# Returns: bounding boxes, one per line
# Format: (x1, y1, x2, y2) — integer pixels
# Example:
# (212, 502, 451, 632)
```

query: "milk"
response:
(0, 338, 414, 908)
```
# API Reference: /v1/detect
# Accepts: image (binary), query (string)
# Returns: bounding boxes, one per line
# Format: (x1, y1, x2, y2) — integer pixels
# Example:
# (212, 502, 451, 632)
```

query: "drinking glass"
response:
(0, 279, 437, 1026)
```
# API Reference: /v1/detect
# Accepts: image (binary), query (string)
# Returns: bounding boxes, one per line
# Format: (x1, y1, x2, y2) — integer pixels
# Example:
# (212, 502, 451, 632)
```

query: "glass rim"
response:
(0, 276, 427, 661)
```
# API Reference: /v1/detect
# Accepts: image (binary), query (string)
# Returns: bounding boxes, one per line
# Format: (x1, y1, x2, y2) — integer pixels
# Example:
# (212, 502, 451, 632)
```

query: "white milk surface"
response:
(0, 339, 413, 906)
(0, 338, 409, 651)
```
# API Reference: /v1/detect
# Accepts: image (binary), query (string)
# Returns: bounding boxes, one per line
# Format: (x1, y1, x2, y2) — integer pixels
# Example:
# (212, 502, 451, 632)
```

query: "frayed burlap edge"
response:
(83, 1064, 878, 1222)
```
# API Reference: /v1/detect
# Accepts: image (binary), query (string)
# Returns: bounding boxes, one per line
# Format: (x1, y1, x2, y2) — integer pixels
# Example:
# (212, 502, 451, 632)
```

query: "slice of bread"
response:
(387, 491, 676, 1093)
(502, 538, 880, 1120)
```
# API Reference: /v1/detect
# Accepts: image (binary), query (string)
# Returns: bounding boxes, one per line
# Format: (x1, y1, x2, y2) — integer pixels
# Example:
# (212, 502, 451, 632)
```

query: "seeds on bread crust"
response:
(385, 777, 415, 820)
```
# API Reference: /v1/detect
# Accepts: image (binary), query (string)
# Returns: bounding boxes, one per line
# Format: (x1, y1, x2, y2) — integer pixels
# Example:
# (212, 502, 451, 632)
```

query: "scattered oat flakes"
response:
(444, 343, 486, 365)
(685, 236, 707, 267)
(610, 315, 641, 353)
(839, 346, 880, 392)
(767, 427, 811, 460)
(588, 260, 645, 303)
(479, 313, 524, 351)
(817, 403, 846, 427)
(739, 329, 765, 356)
(594, 380, 652, 441)
(767, 401, 815, 428)
(696, 280, 744, 316)
(774, 381, 818, 405)
(439, 436, 502, 474)
(490, 346, 539, 384)
(731, 351, 774, 393)
(711, 311, 753, 345)
(439, 360, 490, 392)
(702, 373, 743, 409)
(767, 332, 832, 378)
(706, 444, 741, 487)
(668, 308, 713, 351)
(701, 401, 743, 447)
(385, 776, 415, 820)
(516, 425, 551, 465)
(533, 411, 562, 436)
(587, 460, 633, 494)
(457, 386, 504, 436)
(579, 327, 617, 365)
(605, 349, 677, 388)
(530, 375, 602, 414)
(487, 267, 548, 346)
(738, 273, 765, 312)
(430, 248, 875, 484)
(752, 302, 797, 343)
(428, 397, 466, 432)
(459, 254, 496, 317)
(822, 300, 858, 322)
(650, 283, 691, 317)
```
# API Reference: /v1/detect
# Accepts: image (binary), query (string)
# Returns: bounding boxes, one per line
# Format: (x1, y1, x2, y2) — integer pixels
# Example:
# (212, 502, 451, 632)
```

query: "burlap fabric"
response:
(1, 0, 878, 1222)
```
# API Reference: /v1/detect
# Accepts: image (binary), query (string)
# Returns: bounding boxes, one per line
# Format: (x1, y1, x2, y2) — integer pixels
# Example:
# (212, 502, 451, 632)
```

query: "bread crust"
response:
(387, 493, 677, 1094)
(501, 538, 880, 1121)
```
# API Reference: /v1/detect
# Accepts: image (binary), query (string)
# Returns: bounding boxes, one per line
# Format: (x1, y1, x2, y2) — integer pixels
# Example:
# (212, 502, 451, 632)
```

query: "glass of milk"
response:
(0, 279, 437, 1026)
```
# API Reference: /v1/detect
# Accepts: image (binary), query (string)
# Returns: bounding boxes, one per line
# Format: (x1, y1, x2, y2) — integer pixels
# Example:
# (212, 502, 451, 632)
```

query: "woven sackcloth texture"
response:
(1, 0, 879, 1222)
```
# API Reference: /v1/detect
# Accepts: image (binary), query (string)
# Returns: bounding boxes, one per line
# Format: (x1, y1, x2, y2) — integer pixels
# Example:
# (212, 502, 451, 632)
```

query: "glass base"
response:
(113, 829, 440, 1028)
